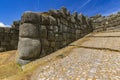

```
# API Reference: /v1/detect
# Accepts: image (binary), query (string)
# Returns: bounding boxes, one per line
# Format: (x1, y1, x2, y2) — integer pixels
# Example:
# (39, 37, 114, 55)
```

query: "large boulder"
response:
(21, 12, 39, 24)
(18, 38, 41, 60)
(19, 23, 39, 38)
(18, 21, 41, 65)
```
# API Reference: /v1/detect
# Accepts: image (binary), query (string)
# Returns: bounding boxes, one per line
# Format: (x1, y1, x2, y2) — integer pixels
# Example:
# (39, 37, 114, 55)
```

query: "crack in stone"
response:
(69, 45, 120, 53)
(87, 36, 120, 38)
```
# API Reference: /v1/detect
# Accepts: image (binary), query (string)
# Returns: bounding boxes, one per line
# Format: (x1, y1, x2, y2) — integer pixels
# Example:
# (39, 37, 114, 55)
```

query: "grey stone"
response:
(78, 13, 86, 24)
(11, 34, 18, 40)
(19, 23, 39, 38)
(18, 38, 41, 60)
(73, 12, 78, 19)
(60, 6, 67, 14)
(60, 6, 67, 18)
(50, 42, 56, 48)
(0, 27, 5, 32)
(39, 25, 47, 38)
(47, 25, 54, 30)
(60, 18, 68, 25)
(12, 20, 20, 29)
(55, 34, 63, 41)
(57, 19, 61, 26)
(55, 42, 62, 48)
(48, 31, 55, 41)
(40, 39, 49, 57)
(0, 35, 4, 41)
(49, 16, 57, 25)
(63, 33, 69, 40)
(47, 48, 54, 54)
(17, 58, 31, 65)
(62, 25, 68, 33)
(21, 12, 39, 24)
(10, 28, 19, 34)
(54, 26, 59, 33)
(71, 15, 76, 23)
(41, 15, 50, 25)
(59, 25, 63, 33)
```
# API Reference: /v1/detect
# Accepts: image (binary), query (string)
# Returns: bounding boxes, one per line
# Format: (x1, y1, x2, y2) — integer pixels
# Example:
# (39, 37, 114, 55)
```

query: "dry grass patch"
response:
(0, 62, 22, 79)
(0, 50, 22, 80)
(0, 50, 16, 65)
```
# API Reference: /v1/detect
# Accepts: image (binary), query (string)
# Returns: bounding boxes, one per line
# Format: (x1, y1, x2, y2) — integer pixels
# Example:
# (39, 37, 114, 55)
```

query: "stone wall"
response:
(17, 7, 93, 65)
(0, 21, 20, 52)
(1, 7, 119, 65)
(91, 12, 120, 32)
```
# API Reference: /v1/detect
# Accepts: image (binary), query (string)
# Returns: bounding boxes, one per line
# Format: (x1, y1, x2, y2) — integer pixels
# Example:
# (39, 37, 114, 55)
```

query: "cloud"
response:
(0, 22, 11, 27)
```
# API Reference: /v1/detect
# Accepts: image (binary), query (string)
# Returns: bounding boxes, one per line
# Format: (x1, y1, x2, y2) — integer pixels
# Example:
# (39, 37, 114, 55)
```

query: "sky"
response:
(0, 0, 120, 27)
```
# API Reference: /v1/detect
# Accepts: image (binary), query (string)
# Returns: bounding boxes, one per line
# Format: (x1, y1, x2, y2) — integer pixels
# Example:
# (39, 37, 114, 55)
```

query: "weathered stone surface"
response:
(18, 38, 41, 60)
(39, 25, 47, 38)
(60, 18, 68, 25)
(19, 23, 39, 38)
(0, 20, 19, 52)
(73, 12, 78, 19)
(39, 39, 49, 57)
(49, 16, 57, 25)
(4, 28, 11, 33)
(91, 12, 120, 32)
(53, 26, 59, 33)
(50, 42, 56, 48)
(48, 31, 55, 41)
(12, 20, 20, 29)
(41, 15, 50, 25)
(62, 25, 68, 33)
(0, 28, 5, 32)
(21, 12, 39, 24)
(47, 25, 53, 30)
(10, 40, 18, 49)
(78, 13, 86, 24)
(63, 33, 69, 40)
(55, 34, 63, 42)
(60, 7, 67, 18)
(71, 15, 76, 23)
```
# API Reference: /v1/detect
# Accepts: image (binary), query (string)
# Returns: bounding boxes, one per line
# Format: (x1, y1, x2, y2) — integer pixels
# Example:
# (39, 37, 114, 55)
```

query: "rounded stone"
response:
(17, 58, 31, 65)
(19, 23, 39, 38)
(18, 38, 41, 60)
(21, 12, 39, 24)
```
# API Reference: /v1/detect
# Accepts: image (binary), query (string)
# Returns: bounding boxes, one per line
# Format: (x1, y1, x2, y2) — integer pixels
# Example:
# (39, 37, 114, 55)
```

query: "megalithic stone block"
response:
(21, 11, 39, 24)
(18, 38, 41, 60)
(17, 17, 41, 65)
(19, 23, 39, 38)
(17, 37, 41, 65)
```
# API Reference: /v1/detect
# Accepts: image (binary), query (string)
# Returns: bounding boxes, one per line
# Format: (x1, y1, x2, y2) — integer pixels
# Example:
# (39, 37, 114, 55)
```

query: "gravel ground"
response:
(31, 31, 120, 80)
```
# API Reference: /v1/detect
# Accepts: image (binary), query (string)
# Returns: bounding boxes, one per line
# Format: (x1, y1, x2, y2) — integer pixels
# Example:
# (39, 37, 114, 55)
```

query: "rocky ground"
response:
(30, 31, 120, 80)
(0, 31, 120, 80)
